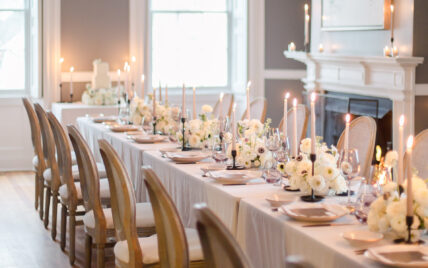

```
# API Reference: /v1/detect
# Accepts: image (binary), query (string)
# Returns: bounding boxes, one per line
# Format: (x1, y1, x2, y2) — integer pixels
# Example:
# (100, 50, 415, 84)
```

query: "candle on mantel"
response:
(292, 98, 298, 157)
(117, 69, 121, 101)
(69, 66, 74, 97)
(158, 82, 162, 102)
(141, 74, 145, 101)
(390, 4, 394, 42)
(59, 57, 64, 82)
(182, 84, 186, 118)
(192, 86, 197, 119)
(406, 135, 414, 217)
(288, 42, 296, 52)
(152, 87, 156, 118)
(383, 46, 391, 57)
(318, 44, 324, 53)
(398, 115, 405, 184)
(246, 81, 251, 120)
(283, 92, 290, 142)
(310, 92, 316, 154)
(232, 103, 237, 151)
(345, 113, 351, 160)
(392, 46, 399, 57)
(304, 4, 310, 48)
(165, 85, 168, 106)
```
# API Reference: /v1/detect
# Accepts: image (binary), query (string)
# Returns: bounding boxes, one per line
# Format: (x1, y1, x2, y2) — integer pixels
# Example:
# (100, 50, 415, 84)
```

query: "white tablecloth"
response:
(52, 102, 118, 126)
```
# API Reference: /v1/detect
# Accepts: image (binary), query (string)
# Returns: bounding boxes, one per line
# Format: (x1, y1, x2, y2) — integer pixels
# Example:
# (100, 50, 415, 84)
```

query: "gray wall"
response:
(61, 0, 129, 72)
(413, 0, 428, 84)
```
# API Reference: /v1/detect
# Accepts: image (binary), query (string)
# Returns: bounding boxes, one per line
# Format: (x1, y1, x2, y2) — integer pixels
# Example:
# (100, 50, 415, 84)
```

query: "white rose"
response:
(331, 175, 347, 194)
(370, 197, 386, 213)
(299, 138, 312, 154)
(384, 150, 398, 168)
(285, 160, 297, 175)
(201, 104, 213, 114)
(289, 175, 301, 190)
(414, 188, 428, 207)
(382, 182, 398, 195)
(308, 175, 326, 192)
(390, 215, 407, 233)
(378, 215, 390, 233)
(296, 160, 312, 176)
(317, 152, 337, 167)
(321, 165, 339, 181)
(189, 134, 201, 147)
(367, 210, 380, 232)
(403, 176, 427, 191)
(132, 114, 142, 125)
(223, 132, 232, 143)
(386, 199, 406, 219)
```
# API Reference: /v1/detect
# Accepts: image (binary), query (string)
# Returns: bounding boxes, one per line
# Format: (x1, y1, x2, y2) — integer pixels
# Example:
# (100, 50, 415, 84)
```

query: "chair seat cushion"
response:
(34, 152, 77, 170)
(83, 202, 155, 230)
(59, 178, 110, 201)
(114, 228, 203, 265)
(43, 162, 106, 183)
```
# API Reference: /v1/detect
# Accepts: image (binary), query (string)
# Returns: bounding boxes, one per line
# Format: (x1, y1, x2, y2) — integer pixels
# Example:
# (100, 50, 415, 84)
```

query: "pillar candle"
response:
(283, 92, 290, 142)
(182, 84, 186, 118)
(398, 115, 405, 184)
(152, 88, 156, 118)
(232, 103, 237, 150)
(383, 46, 391, 57)
(193, 86, 197, 119)
(69, 66, 74, 96)
(310, 92, 316, 154)
(406, 135, 414, 217)
(292, 98, 298, 157)
(117, 69, 121, 101)
(246, 81, 251, 120)
(345, 114, 351, 160)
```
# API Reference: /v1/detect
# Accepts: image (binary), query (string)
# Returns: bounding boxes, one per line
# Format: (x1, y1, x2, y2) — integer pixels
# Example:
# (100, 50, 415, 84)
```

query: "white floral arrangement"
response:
(367, 177, 428, 241)
(176, 105, 218, 148)
(130, 96, 153, 125)
(81, 85, 119, 105)
(285, 137, 347, 195)
(237, 119, 270, 138)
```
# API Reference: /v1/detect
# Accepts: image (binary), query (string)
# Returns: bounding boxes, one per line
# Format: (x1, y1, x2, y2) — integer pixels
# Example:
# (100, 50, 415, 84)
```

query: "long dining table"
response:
(77, 117, 390, 267)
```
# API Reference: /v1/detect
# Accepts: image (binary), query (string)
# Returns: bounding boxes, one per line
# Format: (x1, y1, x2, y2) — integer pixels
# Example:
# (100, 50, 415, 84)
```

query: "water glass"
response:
(338, 148, 361, 209)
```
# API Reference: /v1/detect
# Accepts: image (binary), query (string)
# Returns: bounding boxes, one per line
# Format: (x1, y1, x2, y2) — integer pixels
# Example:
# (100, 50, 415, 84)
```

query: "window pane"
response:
(152, 13, 228, 88)
(152, 0, 227, 12)
(0, 0, 25, 9)
(0, 11, 25, 90)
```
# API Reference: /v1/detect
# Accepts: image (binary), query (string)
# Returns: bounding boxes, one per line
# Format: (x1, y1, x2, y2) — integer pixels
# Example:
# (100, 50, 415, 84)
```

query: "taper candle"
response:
(406, 135, 414, 217)
(219, 92, 224, 119)
(193, 86, 197, 119)
(152, 87, 156, 118)
(292, 98, 298, 157)
(182, 84, 186, 118)
(283, 92, 290, 142)
(398, 115, 405, 184)
(158, 81, 162, 102)
(246, 81, 251, 120)
(390, 4, 394, 41)
(310, 92, 316, 154)
(345, 114, 351, 160)
(117, 69, 121, 100)
(141, 74, 145, 100)
(232, 103, 237, 150)
(165, 84, 168, 106)
(304, 4, 310, 47)
(69, 66, 74, 96)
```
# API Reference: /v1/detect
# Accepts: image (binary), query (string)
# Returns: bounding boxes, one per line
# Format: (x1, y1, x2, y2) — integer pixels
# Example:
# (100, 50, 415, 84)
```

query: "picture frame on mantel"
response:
(321, 0, 391, 31)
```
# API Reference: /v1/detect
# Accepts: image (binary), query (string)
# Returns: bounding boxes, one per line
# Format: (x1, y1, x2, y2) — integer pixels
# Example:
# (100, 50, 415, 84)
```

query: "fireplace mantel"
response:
(284, 51, 424, 150)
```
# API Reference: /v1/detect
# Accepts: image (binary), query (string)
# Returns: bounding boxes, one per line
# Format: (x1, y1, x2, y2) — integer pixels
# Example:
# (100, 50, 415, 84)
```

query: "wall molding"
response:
(264, 69, 307, 80)
(415, 84, 428, 96)
(248, 0, 265, 99)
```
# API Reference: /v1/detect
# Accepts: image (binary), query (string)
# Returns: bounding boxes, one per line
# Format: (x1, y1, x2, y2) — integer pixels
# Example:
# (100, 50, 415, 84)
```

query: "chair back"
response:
(337, 116, 377, 178)
(241, 97, 267, 122)
(67, 125, 106, 239)
(98, 139, 142, 267)
(22, 98, 45, 174)
(405, 129, 428, 179)
(278, 104, 309, 143)
(34, 104, 60, 190)
(213, 93, 234, 118)
(143, 167, 189, 268)
(194, 203, 251, 268)
(47, 112, 78, 207)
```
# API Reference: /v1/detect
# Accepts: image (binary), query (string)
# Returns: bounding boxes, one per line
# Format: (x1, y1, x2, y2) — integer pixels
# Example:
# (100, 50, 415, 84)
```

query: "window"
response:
(0, 0, 38, 94)
(149, 0, 246, 90)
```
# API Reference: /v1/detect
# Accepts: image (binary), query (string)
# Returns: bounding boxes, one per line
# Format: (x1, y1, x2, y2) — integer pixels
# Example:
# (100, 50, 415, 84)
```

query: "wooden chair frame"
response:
(241, 97, 267, 122)
(213, 93, 234, 118)
(278, 104, 309, 143)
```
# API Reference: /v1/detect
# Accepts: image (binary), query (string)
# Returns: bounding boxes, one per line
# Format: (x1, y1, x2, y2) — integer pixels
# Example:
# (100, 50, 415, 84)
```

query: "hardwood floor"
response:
(0, 171, 115, 268)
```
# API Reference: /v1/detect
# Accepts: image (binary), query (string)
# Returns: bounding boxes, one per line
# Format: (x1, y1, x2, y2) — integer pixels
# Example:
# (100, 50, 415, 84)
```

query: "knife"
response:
(302, 223, 354, 227)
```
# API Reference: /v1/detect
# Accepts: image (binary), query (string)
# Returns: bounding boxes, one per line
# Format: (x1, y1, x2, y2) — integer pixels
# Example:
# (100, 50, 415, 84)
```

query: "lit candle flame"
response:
(70, 66, 74, 72)
(376, 145, 382, 162)
(407, 135, 414, 150)
(285, 92, 290, 99)
(399, 115, 405, 127)
(304, 4, 308, 11)
(232, 103, 237, 112)
(131, 56, 136, 62)
(141, 74, 145, 82)
(246, 81, 252, 90)
(293, 98, 297, 107)
(59, 57, 64, 64)
(117, 69, 120, 76)
(310, 92, 316, 102)
(220, 92, 224, 101)
(306, 14, 310, 21)
(126, 65, 130, 72)
(390, 4, 394, 12)
(345, 113, 351, 123)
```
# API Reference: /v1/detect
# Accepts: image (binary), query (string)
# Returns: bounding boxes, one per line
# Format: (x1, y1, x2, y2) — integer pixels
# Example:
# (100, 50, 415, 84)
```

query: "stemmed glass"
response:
(338, 148, 361, 210)
(211, 117, 229, 164)
(263, 128, 282, 184)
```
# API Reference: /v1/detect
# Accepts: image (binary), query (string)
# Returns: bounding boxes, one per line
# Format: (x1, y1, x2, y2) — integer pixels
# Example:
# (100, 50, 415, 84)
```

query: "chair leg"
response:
(51, 192, 58, 240)
(60, 203, 67, 251)
(96, 243, 105, 268)
(85, 233, 93, 268)
(43, 187, 51, 229)
(34, 173, 39, 210)
(69, 209, 76, 265)
(39, 184, 45, 220)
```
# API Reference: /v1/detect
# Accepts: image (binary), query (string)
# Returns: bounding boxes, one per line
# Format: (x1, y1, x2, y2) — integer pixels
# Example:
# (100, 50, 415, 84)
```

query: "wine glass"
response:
(211, 137, 228, 164)
(354, 177, 378, 223)
(338, 148, 361, 210)
(263, 128, 282, 184)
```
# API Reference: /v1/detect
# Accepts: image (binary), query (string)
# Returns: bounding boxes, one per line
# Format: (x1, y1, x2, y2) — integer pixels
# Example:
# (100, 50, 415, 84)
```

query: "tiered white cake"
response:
(91, 59, 111, 89)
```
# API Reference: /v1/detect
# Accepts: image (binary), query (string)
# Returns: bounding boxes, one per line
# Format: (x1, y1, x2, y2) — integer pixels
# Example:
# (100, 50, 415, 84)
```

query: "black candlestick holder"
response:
(153, 116, 157, 135)
(181, 117, 191, 151)
(301, 153, 324, 202)
(69, 93, 73, 103)
(304, 43, 310, 53)
(227, 149, 244, 170)
(219, 131, 223, 151)
(393, 215, 425, 244)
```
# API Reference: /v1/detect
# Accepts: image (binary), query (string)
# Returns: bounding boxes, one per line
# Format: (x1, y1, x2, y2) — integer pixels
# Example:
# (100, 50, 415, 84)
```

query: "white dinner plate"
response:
(131, 135, 166, 144)
(206, 170, 262, 185)
(201, 163, 226, 175)
(92, 116, 117, 123)
(109, 125, 140, 132)
(281, 202, 348, 222)
(342, 230, 383, 247)
(265, 194, 297, 208)
(166, 151, 210, 164)
(366, 245, 428, 267)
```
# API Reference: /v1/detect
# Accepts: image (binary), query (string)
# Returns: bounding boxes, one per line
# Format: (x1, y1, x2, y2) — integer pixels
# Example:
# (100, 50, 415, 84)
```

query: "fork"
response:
(354, 249, 367, 255)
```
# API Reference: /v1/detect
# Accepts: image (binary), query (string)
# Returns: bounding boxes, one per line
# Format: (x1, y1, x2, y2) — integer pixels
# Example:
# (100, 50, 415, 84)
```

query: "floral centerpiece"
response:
(176, 105, 218, 149)
(367, 177, 428, 242)
(81, 85, 119, 105)
(285, 137, 347, 195)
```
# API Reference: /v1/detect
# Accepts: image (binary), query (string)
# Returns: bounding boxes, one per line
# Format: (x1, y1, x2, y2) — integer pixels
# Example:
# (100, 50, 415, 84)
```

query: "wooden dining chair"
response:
(241, 97, 267, 122)
(194, 203, 251, 268)
(404, 129, 428, 179)
(22, 98, 45, 214)
(337, 116, 377, 179)
(213, 93, 234, 118)
(34, 103, 61, 234)
(278, 104, 309, 144)
(67, 125, 156, 268)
